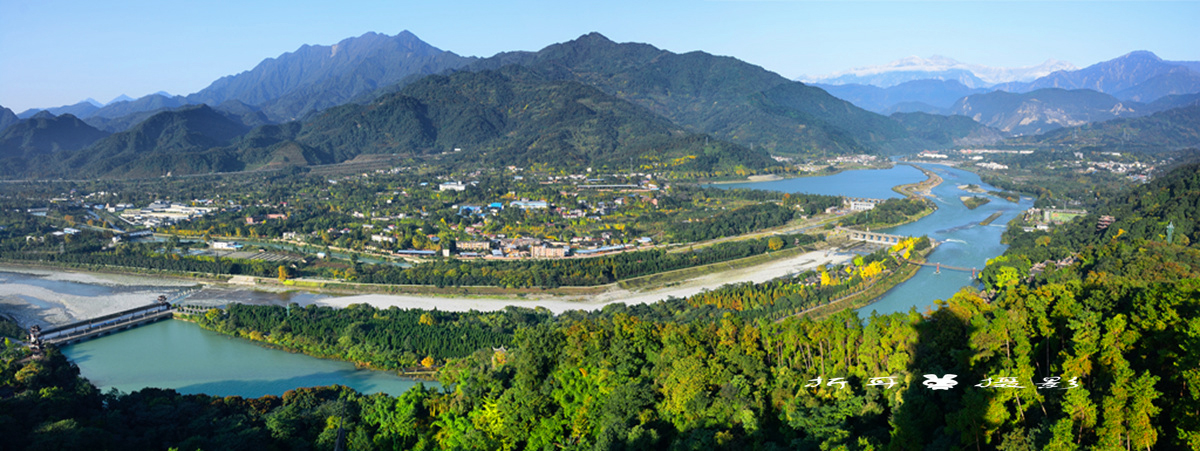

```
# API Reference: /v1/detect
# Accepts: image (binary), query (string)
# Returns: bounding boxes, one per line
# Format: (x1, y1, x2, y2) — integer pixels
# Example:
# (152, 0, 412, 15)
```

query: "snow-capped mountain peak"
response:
(804, 56, 1077, 88)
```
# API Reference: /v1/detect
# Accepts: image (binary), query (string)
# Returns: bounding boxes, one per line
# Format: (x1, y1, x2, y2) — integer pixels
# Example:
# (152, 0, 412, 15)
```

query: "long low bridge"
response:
(838, 227, 909, 245)
(27, 289, 199, 348)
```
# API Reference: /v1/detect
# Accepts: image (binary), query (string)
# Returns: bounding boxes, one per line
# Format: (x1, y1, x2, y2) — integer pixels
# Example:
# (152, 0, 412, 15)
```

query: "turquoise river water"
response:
(723, 163, 1033, 316)
(2, 163, 1027, 398)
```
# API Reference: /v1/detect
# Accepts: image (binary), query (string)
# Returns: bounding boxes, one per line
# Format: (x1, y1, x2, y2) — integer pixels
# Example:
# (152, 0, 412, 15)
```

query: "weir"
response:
(837, 227, 910, 245)
(27, 288, 199, 349)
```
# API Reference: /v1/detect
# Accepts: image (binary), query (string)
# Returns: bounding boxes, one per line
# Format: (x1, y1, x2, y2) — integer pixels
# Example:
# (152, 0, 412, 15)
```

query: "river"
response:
(61, 320, 428, 398)
(724, 163, 1033, 315)
(0, 268, 426, 397)
(2, 163, 1027, 397)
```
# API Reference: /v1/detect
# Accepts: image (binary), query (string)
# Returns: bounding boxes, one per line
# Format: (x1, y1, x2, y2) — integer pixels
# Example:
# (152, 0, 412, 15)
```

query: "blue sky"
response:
(2, 0, 1198, 112)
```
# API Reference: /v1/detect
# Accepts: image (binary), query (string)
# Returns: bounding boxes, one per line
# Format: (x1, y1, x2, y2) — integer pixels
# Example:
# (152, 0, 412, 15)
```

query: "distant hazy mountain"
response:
(1113, 67, 1200, 103)
(454, 32, 911, 156)
(1145, 93, 1200, 111)
(947, 88, 1153, 136)
(0, 112, 110, 177)
(814, 79, 987, 114)
(805, 55, 1076, 88)
(995, 51, 1200, 102)
(0, 105, 18, 133)
(17, 100, 102, 119)
(186, 31, 475, 121)
(16, 31, 474, 126)
(1015, 103, 1200, 153)
(89, 93, 191, 119)
(106, 94, 135, 105)
(1170, 60, 1200, 73)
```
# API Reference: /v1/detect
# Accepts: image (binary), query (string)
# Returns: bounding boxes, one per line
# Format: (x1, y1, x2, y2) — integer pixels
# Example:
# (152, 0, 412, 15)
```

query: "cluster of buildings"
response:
(829, 154, 878, 164)
(445, 235, 650, 260)
(117, 201, 215, 228)
(1078, 160, 1153, 177)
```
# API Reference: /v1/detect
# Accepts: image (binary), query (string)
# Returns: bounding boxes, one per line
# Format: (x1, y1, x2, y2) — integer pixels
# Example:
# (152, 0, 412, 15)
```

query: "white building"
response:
(212, 241, 243, 250)
(439, 181, 468, 192)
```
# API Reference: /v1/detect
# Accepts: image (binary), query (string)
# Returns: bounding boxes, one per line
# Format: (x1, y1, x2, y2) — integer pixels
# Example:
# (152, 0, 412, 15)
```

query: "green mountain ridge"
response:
(64, 105, 250, 178)
(0, 113, 110, 177)
(5, 32, 1011, 179)
(273, 67, 777, 172)
(447, 32, 920, 156)
(14, 68, 776, 178)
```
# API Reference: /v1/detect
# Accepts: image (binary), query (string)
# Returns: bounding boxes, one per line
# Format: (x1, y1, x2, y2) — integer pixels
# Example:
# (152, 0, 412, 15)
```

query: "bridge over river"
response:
(836, 227, 923, 246)
(27, 288, 198, 349)
(836, 227, 972, 276)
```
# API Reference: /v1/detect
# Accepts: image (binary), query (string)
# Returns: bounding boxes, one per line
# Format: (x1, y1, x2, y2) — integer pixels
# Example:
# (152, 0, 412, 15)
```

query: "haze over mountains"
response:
(807, 51, 1200, 135)
(805, 55, 1077, 88)
(2, 31, 1198, 180)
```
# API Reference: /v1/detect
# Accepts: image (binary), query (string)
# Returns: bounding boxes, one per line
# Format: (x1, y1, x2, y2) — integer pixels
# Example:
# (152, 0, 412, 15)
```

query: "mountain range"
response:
(7, 65, 781, 179)
(805, 55, 1077, 88)
(1013, 102, 1200, 152)
(812, 51, 1200, 128)
(456, 32, 920, 156)
(185, 31, 475, 122)
(14, 31, 475, 132)
(0, 112, 110, 177)
(813, 80, 988, 114)
(5, 31, 1199, 180)
(994, 51, 1200, 102)
(950, 88, 1149, 136)
(4, 32, 994, 179)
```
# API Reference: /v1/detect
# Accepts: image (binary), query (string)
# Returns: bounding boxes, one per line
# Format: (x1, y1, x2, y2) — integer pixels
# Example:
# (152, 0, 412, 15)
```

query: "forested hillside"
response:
(452, 33, 920, 156)
(0, 112, 109, 177)
(6, 66, 780, 179)
(292, 66, 776, 173)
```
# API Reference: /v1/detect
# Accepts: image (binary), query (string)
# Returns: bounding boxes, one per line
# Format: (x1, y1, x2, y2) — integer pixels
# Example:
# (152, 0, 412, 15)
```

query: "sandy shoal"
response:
(317, 249, 853, 314)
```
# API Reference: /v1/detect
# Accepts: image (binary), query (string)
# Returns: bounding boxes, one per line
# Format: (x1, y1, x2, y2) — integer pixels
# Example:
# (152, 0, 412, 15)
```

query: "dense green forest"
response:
(667, 203, 799, 242)
(3, 164, 1198, 450)
(189, 304, 552, 369)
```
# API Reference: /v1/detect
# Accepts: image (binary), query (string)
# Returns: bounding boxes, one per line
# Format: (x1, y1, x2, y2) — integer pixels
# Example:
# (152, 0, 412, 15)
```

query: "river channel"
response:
(2, 163, 1028, 397)
(723, 163, 1033, 315)
(0, 268, 424, 397)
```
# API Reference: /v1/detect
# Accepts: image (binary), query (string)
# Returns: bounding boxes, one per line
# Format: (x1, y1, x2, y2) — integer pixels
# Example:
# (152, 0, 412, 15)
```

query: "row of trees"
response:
(354, 233, 819, 288)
